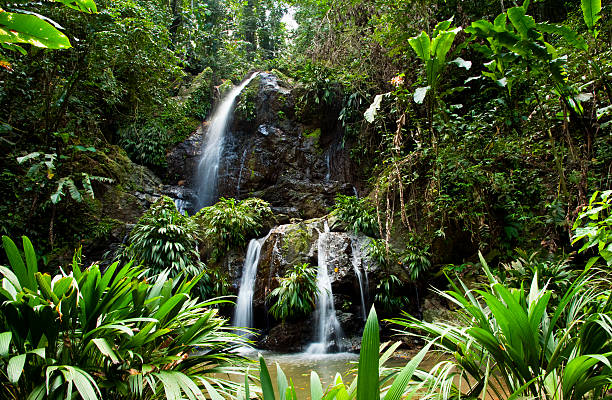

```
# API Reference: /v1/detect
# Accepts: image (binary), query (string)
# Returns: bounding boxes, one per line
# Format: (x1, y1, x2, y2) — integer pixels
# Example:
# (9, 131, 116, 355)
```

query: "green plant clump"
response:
(0, 236, 248, 400)
(267, 263, 318, 321)
(128, 196, 202, 276)
(572, 190, 612, 266)
(196, 197, 272, 260)
(332, 194, 378, 237)
(394, 253, 612, 400)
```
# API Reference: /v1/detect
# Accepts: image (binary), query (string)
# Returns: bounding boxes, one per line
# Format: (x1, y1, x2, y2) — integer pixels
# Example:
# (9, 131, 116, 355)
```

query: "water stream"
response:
(196, 72, 259, 209)
(306, 221, 344, 354)
(233, 237, 264, 333)
(350, 239, 368, 321)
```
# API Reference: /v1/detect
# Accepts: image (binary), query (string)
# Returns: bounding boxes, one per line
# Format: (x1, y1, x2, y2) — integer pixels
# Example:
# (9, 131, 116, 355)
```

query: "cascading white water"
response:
(196, 72, 259, 209)
(306, 221, 344, 354)
(233, 238, 264, 332)
(350, 240, 369, 321)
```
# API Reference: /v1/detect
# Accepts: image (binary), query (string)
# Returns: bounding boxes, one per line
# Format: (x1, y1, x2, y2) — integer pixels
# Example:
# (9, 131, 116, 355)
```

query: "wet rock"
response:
(168, 71, 358, 219)
(236, 217, 381, 350)
(166, 124, 205, 187)
(257, 318, 314, 352)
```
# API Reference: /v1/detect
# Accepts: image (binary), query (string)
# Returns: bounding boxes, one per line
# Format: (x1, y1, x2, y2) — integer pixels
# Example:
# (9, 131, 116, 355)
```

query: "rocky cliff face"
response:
(166, 72, 358, 218)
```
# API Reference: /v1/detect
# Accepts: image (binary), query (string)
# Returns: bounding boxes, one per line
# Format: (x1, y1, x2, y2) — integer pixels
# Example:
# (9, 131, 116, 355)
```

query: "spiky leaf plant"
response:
(0, 236, 249, 400)
(393, 253, 612, 400)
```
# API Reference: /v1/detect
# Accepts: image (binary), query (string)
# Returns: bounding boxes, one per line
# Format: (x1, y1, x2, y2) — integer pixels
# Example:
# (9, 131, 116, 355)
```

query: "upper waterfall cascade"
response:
(196, 72, 259, 209)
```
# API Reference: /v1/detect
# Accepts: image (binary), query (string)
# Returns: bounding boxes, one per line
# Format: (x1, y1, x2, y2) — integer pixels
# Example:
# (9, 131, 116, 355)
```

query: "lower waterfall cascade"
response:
(306, 221, 345, 354)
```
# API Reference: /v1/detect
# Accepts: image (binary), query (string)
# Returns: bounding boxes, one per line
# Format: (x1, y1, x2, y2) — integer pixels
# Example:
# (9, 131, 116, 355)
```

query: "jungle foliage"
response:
(0, 235, 249, 400)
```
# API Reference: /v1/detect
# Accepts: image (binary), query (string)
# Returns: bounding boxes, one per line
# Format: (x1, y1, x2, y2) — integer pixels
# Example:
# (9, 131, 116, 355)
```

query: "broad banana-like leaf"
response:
(408, 31, 430, 61)
(537, 23, 587, 51)
(507, 7, 537, 40)
(2, 236, 33, 290)
(433, 18, 453, 37)
(0, 12, 71, 49)
(7, 353, 26, 383)
(0, 332, 11, 357)
(581, 0, 601, 30)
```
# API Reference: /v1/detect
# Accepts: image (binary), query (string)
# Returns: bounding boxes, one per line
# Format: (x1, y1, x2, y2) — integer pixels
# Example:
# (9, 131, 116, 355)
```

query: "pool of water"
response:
(235, 348, 408, 399)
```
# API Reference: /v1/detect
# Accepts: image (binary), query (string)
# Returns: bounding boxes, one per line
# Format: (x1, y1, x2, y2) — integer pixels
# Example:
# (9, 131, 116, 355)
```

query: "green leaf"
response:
(2, 236, 28, 289)
(54, 0, 97, 13)
(507, 7, 537, 40)
(537, 23, 587, 51)
(22, 236, 38, 290)
(581, 0, 601, 30)
(413, 86, 430, 104)
(383, 342, 433, 400)
(7, 353, 26, 383)
(0, 12, 71, 49)
(0, 332, 11, 357)
(310, 371, 324, 400)
(92, 338, 119, 364)
(259, 355, 275, 400)
(450, 57, 472, 70)
(408, 31, 430, 61)
(357, 306, 379, 400)
(276, 363, 288, 400)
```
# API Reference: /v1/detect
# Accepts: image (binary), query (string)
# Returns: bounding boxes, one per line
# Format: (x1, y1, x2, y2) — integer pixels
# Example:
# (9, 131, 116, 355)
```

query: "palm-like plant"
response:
(393, 253, 612, 400)
(196, 197, 272, 261)
(0, 236, 249, 400)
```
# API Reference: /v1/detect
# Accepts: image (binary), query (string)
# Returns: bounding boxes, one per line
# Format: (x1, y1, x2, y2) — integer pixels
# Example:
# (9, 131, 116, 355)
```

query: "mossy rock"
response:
(235, 75, 261, 123)
(218, 79, 235, 97)
(186, 67, 214, 119)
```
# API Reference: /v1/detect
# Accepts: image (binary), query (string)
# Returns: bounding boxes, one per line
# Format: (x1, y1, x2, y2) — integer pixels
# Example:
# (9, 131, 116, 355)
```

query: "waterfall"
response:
(306, 221, 344, 354)
(233, 238, 264, 333)
(196, 72, 259, 209)
(324, 151, 331, 181)
(350, 240, 369, 321)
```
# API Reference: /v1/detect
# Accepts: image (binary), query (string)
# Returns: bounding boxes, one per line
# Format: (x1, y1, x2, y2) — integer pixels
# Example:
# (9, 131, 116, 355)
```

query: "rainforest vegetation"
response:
(0, 0, 611, 398)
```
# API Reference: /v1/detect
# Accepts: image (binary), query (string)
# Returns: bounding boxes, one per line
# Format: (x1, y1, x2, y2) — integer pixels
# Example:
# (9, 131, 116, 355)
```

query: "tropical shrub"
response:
(401, 243, 432, 281)
(393, 253, 612, 400)
(499, 249, 576, 301)
(0, 235, 249, 400)
(128, 196, 202, 276)
(196, 197, 272, 261)
(572, 190, 612, 265)
(332, 194, 378, 237)
(374, 274, 410, 315)
(267, 263, 318, 321)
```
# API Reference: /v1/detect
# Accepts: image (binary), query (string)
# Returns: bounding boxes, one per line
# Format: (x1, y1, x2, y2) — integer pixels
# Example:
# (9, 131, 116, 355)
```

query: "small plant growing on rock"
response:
(267, 263, 318, 321)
